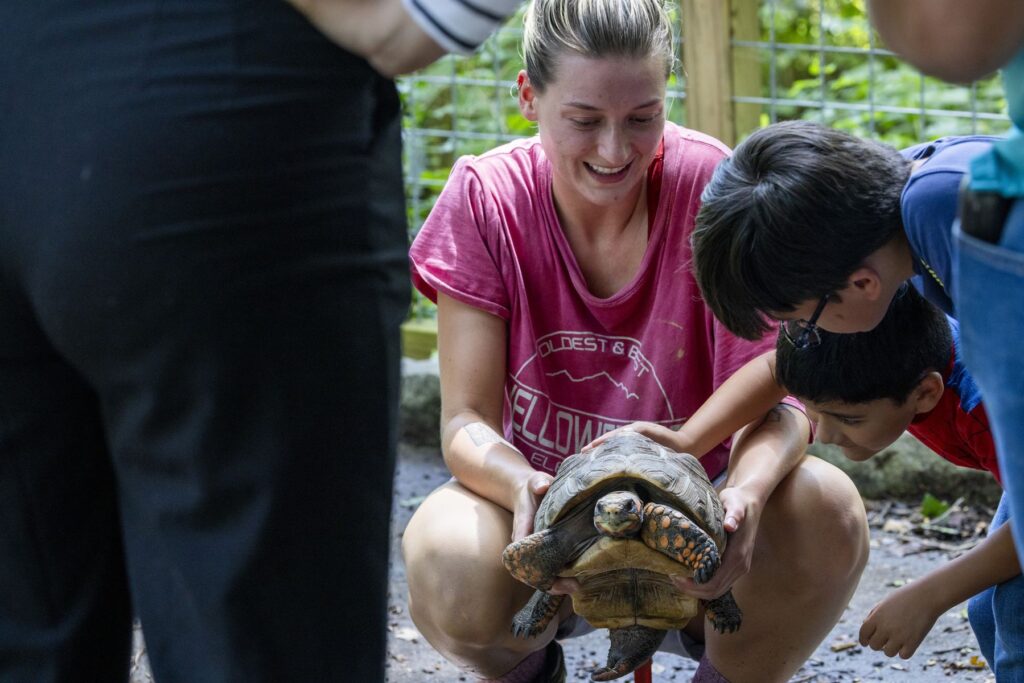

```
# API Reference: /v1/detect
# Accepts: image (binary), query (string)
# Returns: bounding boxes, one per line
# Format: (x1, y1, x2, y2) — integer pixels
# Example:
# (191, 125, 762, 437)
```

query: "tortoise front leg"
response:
(503, 528, 565, 591)
(510, 590, 565, 638)
(639, 502, 720, 584)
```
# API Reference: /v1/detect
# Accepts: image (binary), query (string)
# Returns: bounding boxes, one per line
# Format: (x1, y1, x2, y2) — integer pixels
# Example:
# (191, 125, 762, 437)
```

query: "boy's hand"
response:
(582, 422, 693, 453)
(670, 486, 760, 599)
(859, 581, 944, 659)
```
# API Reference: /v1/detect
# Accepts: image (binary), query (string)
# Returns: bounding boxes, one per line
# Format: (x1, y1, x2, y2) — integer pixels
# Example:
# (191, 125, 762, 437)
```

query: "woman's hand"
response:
(510, 471, 554, 542)
(509, 471, 581, 595)
(859, 580, 945, 658)
(583, 422, 693, 454)
(671, 486, 760, 599)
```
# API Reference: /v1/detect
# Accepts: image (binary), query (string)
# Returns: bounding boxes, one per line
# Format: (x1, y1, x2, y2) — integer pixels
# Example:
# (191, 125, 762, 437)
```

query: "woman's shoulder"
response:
(663, 122, 731, 160)
(660, 122, 731, 186)
(658, 123, 731, 197)
(451, 136, 548, 191)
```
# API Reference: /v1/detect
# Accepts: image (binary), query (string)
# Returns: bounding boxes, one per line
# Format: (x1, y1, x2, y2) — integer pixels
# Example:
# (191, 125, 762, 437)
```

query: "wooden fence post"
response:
(681, 0, 762, 146)
(682, 0, 734, 145)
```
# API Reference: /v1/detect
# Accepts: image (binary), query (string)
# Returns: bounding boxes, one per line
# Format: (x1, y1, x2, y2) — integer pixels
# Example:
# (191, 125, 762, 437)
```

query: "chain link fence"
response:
(398, 0, 1011, 316)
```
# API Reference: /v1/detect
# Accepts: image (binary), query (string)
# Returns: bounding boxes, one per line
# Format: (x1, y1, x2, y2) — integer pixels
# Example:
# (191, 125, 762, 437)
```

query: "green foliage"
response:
(399, 1, 1013, 320)
(920, 492, 951, 520)
(744, 0, 1008, 146)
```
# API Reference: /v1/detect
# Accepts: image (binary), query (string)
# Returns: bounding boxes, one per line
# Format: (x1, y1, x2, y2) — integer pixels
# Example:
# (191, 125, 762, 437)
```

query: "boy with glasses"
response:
(775, 286, 1022, 677)
(691, 120, 994, 341)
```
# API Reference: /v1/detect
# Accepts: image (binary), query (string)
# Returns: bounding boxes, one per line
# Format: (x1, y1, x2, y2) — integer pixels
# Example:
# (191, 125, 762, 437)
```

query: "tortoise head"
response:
(593, 490, 643, 538)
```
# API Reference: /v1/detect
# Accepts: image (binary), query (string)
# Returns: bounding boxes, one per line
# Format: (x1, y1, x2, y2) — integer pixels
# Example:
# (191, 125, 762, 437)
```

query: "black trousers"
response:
(0, 2, 407, 681)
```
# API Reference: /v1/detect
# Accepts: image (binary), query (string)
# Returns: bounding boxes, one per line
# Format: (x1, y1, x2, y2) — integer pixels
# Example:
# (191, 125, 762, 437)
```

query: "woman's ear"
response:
(517, 70, 538, 122)
(912, 371, 945, 415)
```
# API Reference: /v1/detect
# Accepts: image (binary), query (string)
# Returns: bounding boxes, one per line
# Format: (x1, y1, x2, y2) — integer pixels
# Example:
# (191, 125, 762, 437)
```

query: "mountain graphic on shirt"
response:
(508, 330, 680, 472)
(544, 369, 640, 400)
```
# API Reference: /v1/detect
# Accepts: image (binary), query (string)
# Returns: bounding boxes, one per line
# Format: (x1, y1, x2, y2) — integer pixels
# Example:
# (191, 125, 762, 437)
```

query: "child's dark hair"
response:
(692, 120, 912, 340)
(775, 285, 952, 405)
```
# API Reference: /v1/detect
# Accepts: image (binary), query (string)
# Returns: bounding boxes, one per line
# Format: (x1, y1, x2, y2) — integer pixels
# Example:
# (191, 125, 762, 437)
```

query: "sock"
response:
(691, 654, 731, 683)
(481, 646, 547, 683)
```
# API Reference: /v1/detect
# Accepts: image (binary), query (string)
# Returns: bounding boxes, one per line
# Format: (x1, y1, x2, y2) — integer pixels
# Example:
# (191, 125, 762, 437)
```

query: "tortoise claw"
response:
(510, 591, 564, 639)
(590, 626, 664, 681)
(590, 664, 631, 681)
(641, 502, 721, 582)
(691, 541, 719, 584)
(704, 590, 743, 634)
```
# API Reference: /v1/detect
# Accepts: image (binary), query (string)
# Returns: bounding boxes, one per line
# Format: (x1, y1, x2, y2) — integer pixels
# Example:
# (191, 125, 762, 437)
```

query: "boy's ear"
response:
(912, 371, 945, 415)
(845, 266, 884, 302)
(517, 71, 538, 122)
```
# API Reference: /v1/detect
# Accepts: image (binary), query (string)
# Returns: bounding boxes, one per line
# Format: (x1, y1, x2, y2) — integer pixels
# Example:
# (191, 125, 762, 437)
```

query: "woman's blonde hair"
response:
(523, 0, 675, 92)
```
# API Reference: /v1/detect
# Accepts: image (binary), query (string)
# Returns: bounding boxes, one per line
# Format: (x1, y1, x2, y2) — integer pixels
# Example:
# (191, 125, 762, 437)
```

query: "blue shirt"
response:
(900, 136, 997, 315)
(970, 46, 1024, 197)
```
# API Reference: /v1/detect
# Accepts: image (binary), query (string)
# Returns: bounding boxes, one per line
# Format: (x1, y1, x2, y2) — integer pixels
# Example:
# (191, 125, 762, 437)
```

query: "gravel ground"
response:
(385, 445, 996, 683)
(128, 442, 997, 683)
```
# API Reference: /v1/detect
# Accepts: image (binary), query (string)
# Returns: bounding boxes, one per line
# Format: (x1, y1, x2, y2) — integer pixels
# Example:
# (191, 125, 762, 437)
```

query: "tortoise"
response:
(502, 431, 742, 681)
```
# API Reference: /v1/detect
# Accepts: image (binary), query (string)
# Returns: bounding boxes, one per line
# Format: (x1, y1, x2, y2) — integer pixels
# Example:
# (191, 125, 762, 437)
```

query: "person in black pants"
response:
(0, 1, 517, 681)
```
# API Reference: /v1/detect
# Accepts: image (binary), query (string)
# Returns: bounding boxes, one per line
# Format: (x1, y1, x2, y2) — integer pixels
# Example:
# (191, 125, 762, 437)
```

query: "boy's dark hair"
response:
(775, 285, 952, 405)
(692, 120, 912, 339)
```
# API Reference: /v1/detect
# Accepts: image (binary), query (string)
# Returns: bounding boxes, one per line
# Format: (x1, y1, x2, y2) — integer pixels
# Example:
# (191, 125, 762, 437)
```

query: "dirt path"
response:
(386, 446, 995, 683)
(128, 443, 996, 682)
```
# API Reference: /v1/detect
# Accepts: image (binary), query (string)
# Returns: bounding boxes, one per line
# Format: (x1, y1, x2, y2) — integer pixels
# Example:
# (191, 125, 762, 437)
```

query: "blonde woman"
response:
(403, 1, 869, 681)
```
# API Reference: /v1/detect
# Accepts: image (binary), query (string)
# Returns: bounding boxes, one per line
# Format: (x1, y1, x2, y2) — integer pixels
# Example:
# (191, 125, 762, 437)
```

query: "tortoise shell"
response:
(536, 431, 725, 548)
(534, 431, 727, 629)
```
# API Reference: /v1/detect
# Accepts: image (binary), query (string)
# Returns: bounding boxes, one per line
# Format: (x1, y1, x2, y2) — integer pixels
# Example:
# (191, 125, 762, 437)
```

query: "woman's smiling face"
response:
(518, 53, 667, 213)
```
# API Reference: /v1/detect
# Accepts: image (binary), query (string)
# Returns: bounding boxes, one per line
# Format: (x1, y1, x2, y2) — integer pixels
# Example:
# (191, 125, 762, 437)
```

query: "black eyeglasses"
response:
(780, 294, 830, 349)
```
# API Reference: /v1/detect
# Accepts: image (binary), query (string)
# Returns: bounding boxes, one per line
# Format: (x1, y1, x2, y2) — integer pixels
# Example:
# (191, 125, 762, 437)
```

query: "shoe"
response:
(542, 640, 566, 683)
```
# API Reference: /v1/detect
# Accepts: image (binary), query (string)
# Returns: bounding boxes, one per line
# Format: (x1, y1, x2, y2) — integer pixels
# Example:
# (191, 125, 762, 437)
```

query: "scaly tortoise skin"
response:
(502, 432, 742, 681)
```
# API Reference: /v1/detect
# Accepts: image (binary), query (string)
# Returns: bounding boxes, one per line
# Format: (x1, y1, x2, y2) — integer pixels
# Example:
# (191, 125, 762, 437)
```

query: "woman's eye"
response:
(571, 119, 598, 128)
(838, 417, 861, 426)
(631, 116, 656, 124)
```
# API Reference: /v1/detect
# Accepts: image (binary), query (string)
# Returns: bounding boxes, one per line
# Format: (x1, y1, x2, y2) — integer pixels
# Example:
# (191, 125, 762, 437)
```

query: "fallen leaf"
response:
(883, 519, 911, 534)
(830, 640, 859, 652)
(948, 658, 986, 670)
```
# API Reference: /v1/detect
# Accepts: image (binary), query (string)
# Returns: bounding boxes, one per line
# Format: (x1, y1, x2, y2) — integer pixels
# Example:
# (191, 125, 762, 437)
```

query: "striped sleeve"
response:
(402, 0, 522, 54)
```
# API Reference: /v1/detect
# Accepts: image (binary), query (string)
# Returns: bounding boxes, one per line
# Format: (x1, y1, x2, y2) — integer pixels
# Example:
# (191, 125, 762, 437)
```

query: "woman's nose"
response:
(597, 125, 629, 164)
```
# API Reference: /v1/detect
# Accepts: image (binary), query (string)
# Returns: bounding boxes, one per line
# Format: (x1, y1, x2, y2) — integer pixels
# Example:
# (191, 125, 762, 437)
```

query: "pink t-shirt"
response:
(410, 123, 778, 479)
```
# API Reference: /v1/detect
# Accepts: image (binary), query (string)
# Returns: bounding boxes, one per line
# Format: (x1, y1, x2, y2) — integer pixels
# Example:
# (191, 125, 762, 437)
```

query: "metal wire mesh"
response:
(733, 0, 1009, 140)
(398, 5, 687, 234)
(399, 0, 1012, 237)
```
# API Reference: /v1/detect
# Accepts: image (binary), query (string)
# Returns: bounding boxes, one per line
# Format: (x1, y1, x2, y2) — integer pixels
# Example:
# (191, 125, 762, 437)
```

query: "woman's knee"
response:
(401, 484, 527, 648)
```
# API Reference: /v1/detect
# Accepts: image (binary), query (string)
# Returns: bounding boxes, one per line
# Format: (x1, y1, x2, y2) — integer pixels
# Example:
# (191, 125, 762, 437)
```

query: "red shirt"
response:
(410, 123, 788, 477)
(908, 318, 1000, 484)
